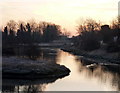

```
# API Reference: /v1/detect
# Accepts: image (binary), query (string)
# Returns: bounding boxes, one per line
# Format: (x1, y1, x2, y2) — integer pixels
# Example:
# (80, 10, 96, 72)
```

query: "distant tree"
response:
(20, 24, 26, 32)
(32, 31, 42, 43)
(39, 21, 50, 34)
(104, 16, 120, 52)
(7, 20, 17, 31)
(24, 23, 32, 44)
(43, 24, 61, 42)
(2, 26, 8, 45)
(8, 29, 15, 44)
(26, 23, 31, 33)
(9, 29, 15, 36)
(77, 18, 101, 34)
(79, 31, 100, 51)
(111, 16, 120, 43)
(4, 26, 8, 36)
(16, 24, 26, 44)
(3, 20, 61, 44)
(27, 19, 38, 32)
(75, 18, 101, 51)
(111, 16, 120, 29)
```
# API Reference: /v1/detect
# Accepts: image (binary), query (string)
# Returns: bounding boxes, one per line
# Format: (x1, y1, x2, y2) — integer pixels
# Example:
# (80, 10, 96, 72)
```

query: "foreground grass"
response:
(2, 56, 70, 79)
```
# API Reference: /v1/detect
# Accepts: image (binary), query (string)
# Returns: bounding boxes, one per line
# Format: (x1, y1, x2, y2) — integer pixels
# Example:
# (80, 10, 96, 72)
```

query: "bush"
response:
(79, 31, 100, 51)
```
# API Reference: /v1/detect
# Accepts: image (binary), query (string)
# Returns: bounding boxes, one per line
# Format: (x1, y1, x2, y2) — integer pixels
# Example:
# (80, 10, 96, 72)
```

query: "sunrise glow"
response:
(0, 0, 119, 35)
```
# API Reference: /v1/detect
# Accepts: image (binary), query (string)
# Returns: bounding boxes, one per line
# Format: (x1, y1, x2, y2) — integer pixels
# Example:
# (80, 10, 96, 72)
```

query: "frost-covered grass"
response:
(2, 56, 70, 79)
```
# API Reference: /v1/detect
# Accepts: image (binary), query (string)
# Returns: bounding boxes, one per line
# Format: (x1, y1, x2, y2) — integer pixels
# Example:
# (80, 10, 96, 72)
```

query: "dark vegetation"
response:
(72, 17, 120, 52)
(2, 20, 61, 45)
(2, 20, 62, 56)
(2, 17, 120, 60)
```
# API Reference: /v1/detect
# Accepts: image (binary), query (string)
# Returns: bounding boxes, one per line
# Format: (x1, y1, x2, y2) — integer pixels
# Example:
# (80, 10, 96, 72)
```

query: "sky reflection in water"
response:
(2, 49, 120, 91)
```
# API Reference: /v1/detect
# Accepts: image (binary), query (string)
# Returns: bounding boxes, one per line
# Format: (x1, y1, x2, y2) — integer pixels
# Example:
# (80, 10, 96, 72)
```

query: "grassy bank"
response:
(61, 46, 120, 65)
(2, 56, 70, 79)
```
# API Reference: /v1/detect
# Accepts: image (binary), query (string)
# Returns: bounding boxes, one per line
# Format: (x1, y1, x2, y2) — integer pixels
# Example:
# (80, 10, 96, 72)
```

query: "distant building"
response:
(101, 25, 110, 31)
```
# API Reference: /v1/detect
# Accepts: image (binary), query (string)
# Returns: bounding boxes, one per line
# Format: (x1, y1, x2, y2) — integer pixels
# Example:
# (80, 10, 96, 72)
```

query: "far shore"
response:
(61, 46, 120, 65)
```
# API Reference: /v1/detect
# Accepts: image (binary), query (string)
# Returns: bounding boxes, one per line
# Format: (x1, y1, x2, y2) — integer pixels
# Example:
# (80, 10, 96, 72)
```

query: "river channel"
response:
(2, 48, 120, 91)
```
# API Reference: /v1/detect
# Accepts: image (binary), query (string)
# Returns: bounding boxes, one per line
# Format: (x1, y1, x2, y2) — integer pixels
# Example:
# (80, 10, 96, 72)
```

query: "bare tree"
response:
(111, 16, 120, 29)
(7, 20, 17, 31)
(77, 18, 101, 35)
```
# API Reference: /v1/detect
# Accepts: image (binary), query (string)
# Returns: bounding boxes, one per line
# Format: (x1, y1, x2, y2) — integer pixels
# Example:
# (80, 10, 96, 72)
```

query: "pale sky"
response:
(0, 0, 119, 35)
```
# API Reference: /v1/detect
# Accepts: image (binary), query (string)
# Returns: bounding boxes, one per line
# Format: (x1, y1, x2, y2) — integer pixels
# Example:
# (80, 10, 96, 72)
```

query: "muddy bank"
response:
(61, 47, 120, 65)
(2, 57, 70, 79)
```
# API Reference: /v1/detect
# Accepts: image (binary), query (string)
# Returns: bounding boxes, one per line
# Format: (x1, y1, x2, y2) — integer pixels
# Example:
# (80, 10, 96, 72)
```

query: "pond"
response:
(2, 48, 120, 92)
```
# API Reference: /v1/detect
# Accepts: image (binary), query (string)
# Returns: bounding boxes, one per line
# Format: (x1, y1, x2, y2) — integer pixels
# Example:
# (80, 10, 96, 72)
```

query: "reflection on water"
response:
(2, 48, 120, 91)
(38, 48, 58, 63)
(2, 78, 56, 92)
(2, 84, 46, 92)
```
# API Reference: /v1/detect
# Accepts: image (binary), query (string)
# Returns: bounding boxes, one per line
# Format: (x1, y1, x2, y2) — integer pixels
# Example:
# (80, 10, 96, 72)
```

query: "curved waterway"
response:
(2, 48, 120, 91)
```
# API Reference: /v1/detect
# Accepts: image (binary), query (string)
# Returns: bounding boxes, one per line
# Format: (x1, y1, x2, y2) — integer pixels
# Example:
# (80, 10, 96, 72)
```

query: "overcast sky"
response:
(0, 0, 119, 35)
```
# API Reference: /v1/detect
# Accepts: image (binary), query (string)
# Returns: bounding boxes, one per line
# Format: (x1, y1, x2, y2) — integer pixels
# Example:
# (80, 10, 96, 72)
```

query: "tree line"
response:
(72, 17, 120, 52)
(2, 17, 120, 53)
(2, 20, 61, 46)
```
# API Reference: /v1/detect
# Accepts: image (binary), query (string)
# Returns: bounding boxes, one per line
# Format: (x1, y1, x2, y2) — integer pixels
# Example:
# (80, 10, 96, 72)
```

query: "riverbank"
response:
(61, 46, 120, 65)
(2, 56, 70, 79)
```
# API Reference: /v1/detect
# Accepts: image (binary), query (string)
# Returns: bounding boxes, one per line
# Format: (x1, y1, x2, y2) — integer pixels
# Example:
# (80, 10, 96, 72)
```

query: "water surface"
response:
(2, 48, 120, 91)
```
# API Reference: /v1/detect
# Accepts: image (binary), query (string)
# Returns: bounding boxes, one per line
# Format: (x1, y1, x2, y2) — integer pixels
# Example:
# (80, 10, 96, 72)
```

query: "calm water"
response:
(2, 48, 120, 91)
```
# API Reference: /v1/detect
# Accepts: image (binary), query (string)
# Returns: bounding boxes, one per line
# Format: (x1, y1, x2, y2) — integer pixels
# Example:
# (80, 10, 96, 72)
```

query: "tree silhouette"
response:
(77, 18, 101, 34)
(43, 24, 60, 42)
(75, 18, 101, 51)
(73, 17, 120, 52)
(2, 20, 62, 53)
(7, 20, 17, 31)
(4, 26, 8, 36)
